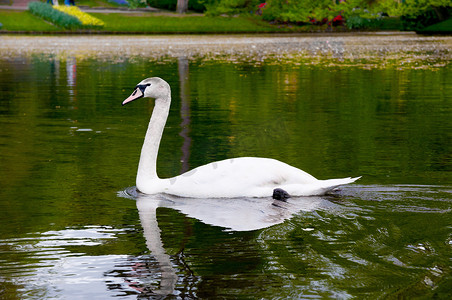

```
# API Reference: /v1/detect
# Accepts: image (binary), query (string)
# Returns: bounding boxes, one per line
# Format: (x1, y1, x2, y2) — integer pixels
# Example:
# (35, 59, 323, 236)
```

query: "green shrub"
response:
(261, 0, 336, 23)
(400, 6, 451, 31)
(190, 0, 219, 13)
(204, 0, 260, 16)
(28, 2, 83, 29)
(345, 15, 372, 29)
(419, 17, 452, 33)
(127, 0, 147, 9)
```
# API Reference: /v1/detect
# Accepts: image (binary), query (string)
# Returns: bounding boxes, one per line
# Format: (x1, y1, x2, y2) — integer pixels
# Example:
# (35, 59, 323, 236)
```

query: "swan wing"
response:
(162, 157, 323, 198)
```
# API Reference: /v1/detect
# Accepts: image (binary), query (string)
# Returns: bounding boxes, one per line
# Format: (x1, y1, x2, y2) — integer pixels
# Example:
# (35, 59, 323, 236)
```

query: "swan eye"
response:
(136, 83, 151, 94)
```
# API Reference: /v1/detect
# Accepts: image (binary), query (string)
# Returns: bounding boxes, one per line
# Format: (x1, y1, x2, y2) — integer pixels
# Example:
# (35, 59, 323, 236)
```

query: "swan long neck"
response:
(136, 95, 171, 190)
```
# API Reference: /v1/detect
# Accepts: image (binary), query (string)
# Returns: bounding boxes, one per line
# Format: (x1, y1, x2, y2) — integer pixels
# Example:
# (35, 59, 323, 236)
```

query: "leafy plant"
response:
(260, 0, 336, 23)
(28, 2, 83, 29)
(398, 0, 451, 31)
(204, 0, 260, 16)
(189, 0, 219, 12)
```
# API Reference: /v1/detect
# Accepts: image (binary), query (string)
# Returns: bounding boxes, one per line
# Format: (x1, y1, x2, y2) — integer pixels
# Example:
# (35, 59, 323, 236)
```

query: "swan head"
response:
(122, 77, 170, 106)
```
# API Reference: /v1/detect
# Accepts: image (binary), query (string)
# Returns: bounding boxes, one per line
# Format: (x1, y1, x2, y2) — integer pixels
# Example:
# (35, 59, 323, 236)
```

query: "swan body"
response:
(123, 77, 360, 198)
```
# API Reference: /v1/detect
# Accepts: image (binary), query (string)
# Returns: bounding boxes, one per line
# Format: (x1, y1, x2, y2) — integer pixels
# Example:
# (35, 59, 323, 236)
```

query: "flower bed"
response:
(28, 2, 82, 29)
(54, 6, 104, 28)
(28, 2, 104, 29)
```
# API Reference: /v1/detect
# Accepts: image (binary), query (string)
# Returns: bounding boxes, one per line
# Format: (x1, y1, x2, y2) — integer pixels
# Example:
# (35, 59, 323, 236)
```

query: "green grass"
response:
(419, 18, 452, 33)
(0, 10, 59, 31)
(1, 8, 405, 34)
(0, 9, 283, 33)
(94, 13, 278, 33)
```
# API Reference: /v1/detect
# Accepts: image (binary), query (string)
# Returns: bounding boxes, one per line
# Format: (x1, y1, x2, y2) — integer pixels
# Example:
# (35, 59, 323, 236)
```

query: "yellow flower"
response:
(54, 6, 104, 27)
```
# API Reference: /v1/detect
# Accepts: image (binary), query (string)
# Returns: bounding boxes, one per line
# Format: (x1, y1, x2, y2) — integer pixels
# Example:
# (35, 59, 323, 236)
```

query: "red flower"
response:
(333, 15, 344, 22)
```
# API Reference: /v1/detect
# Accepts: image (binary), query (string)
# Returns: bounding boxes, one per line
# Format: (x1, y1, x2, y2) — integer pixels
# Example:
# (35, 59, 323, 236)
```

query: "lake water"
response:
(0, 34, 451, 299)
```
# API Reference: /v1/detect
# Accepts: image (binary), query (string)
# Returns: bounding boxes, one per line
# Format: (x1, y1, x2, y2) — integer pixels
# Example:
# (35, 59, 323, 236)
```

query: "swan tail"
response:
(319, 176, 361, 193)
(279, 176, 361, 196)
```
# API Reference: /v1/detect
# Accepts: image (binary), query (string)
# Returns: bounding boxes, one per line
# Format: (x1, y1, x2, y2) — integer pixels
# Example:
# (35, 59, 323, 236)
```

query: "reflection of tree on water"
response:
(178, 57, 191, 174)
(66, 56, 77, 100)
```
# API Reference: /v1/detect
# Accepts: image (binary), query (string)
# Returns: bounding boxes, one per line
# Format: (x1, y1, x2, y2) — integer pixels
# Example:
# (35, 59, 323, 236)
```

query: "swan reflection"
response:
(136, 195, 178, 296)
(127, 188, 341, 296)
(135, 192, 337, 232)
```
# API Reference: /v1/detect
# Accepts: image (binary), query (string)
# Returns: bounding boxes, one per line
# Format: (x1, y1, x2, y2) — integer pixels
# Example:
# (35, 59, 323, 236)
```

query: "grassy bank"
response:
(3, 5, 439, 34)
(0, 9, 292, 33)
(0, 10, 61, 32)
(418, 18, 452, 34)
(94, 13, 279, 33)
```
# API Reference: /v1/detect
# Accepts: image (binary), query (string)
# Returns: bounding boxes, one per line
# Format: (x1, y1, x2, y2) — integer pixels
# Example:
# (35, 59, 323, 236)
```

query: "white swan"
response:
(123, 77, 360, 198)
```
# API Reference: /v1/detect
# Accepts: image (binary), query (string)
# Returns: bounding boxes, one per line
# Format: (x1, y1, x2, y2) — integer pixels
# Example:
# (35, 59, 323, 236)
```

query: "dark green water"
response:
(0, 46, 451, 299)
